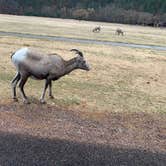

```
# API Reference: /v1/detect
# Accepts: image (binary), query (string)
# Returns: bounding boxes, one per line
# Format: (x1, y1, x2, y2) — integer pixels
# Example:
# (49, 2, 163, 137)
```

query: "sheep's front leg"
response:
(48, 81, 54, 99)
(18, 75, 29, 104)
(11, 72, 21, 101)
(40, 79, 50, 104)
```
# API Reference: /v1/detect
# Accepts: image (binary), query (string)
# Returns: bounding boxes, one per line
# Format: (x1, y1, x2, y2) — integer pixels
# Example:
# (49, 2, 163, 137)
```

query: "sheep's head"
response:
(71, 49, 90, 71)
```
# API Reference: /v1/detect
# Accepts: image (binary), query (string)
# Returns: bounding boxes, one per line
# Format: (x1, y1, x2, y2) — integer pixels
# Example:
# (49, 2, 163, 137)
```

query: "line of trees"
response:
(0, 0, 166, 26)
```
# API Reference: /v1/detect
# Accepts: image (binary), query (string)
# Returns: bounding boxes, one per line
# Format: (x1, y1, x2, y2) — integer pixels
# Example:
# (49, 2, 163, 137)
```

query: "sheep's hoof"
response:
(40, 99, 46, 104)
(49, 95, 54, 99)
(23, 99, 30, 104)
(12, 98, 18, 102)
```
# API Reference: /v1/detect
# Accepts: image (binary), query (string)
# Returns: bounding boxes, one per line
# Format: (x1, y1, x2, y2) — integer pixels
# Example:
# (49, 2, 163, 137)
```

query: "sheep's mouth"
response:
(85, 66, 90, 71)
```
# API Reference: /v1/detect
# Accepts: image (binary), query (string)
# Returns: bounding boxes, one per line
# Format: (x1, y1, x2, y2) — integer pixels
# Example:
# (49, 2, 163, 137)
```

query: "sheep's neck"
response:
(64, 58, 77, 75)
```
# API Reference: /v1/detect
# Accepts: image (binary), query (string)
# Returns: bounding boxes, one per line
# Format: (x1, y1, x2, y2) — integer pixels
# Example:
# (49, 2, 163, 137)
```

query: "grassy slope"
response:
(0, 14, 166, 46)
(0, 15, 166, 163)
(0, 35, 166, 113)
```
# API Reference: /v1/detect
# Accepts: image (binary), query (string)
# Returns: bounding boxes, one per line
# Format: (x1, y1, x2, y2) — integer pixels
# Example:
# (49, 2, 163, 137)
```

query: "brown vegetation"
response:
(0, 102, 166, 165)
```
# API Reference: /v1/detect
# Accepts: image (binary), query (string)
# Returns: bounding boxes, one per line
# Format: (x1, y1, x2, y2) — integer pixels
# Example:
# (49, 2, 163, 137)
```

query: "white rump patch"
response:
(12, 47, 28, 66)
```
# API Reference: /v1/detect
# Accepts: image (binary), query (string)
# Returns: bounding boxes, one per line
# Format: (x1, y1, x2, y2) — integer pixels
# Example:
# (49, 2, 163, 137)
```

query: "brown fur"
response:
(115, 28, 124, 36)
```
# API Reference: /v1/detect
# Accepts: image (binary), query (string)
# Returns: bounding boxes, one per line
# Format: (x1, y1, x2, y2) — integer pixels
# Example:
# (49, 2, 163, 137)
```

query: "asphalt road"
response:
(0, 31, 166, 51)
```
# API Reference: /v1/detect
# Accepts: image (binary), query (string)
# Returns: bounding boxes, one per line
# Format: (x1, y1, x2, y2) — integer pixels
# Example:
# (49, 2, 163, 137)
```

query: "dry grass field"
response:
(0, 36, 166, 113)
(0, 14, 166, 46)
(0, 14, 166, 165)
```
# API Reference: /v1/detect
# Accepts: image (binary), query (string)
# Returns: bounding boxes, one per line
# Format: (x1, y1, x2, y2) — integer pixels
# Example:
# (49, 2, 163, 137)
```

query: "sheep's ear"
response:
(70, 49, 83, 57)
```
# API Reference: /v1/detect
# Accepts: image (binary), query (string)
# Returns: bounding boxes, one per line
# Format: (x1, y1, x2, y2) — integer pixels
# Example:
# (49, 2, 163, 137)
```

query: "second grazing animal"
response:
(11, 48, 90, 104)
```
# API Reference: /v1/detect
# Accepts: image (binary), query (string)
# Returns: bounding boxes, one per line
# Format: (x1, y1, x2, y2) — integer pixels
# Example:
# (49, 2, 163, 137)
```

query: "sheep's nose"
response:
(86, 63, 91, 71)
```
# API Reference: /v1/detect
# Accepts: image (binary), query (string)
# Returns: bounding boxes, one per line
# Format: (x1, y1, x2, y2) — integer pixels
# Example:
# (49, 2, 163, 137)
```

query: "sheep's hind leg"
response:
(48, 81, 54, 99)
(18, 75, 30, 104)
(40, 79, 50, 104)
(11, 72, 21, 101)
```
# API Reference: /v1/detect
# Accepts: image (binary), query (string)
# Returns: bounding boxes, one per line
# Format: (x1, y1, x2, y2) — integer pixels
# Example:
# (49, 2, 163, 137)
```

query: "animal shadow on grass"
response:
(0, 132, 165, 166)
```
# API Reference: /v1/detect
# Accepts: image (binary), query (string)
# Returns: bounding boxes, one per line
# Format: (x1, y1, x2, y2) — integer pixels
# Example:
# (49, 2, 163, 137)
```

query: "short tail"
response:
(10, 52, 15, 59)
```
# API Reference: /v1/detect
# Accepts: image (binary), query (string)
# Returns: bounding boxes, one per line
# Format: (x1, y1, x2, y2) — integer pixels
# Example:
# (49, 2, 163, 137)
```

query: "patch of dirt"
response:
(0, 102, 166, 166)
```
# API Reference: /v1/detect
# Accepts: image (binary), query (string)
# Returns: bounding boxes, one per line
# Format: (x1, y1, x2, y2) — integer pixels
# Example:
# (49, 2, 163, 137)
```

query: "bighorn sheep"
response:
(11, 48, 90, 104)
(92, 26, 101, 33)
(115, 28, 124, 36)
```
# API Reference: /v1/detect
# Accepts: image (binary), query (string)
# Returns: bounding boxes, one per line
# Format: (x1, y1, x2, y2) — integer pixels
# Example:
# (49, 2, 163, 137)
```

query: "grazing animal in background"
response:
(115, 28, 124, 36)
(11, 48, 90, 104)
(92, 26, 101, 33)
